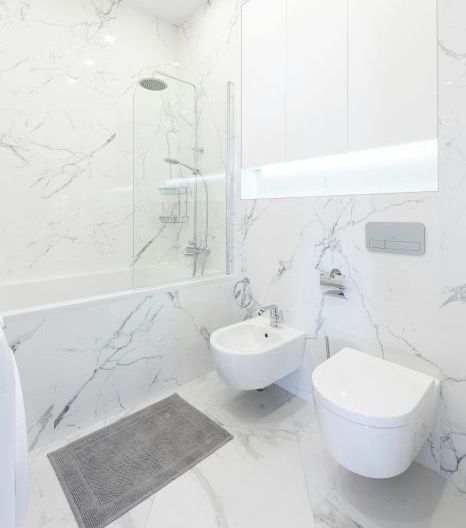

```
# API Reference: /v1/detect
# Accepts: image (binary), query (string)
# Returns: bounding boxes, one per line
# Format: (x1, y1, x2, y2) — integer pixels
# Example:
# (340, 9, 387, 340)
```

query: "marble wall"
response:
(178, 0, 242, 274)
(0, 0, 176, 283)
(0, 0, 229, 291)
(5, 278, 235, 450)
(4, 0, 466, 501)
(239, 0, 466, 494)
(132, 68, 201, 286)
(0, 0, 238, 449)
(178, 0, 242, 275)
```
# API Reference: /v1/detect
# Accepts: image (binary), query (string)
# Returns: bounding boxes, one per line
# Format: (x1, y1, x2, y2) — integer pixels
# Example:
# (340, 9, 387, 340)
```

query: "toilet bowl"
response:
(312, 347, 440, 479)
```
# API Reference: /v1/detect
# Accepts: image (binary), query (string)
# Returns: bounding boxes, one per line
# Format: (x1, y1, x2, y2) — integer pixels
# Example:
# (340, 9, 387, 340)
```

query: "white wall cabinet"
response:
(286, 0, 347, 161)
(241, 0, 287, 168)
(241, 0, 437, 174)
(348, 0, 437, 152)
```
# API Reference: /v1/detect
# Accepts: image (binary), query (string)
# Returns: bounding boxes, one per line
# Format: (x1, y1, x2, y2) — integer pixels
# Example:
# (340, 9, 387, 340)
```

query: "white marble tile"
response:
(0, 0, 178, 282)
(3, 0, 466, 514)
(177, 371, 295, 431)
(27, 426, 315, 528)
(239, 0, 466, 495)
(0, 0, 230, 293)
(24, 372, 315, 528)
(111, 426, 315, 528)
(24, 372, 466, 528)
(132, 0, 239, 285)
(297, 428, 466, 528)
(6, 279, 235, 450)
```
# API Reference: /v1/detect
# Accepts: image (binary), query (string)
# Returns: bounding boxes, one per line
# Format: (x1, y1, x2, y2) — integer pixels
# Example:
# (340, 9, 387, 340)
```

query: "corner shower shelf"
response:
(159, 215, 189, 224)
(158, 186, 188, 196)
(158, 184, 189, 225)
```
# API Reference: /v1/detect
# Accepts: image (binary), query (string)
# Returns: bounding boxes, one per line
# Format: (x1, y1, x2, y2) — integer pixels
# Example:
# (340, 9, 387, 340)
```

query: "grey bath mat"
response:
(48, 394, 232, 528)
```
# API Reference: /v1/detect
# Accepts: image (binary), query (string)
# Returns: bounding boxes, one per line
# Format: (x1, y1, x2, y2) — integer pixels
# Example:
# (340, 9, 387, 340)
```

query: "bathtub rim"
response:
(1, 272, 234, 320)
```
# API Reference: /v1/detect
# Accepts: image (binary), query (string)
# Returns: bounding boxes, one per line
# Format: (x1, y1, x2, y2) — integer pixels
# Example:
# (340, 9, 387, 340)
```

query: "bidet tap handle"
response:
(257, 304, 282, 327)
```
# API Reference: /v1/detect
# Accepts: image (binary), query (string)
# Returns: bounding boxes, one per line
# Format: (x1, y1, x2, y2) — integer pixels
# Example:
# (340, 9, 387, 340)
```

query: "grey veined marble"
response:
(239, 0, 466, 496)
(25, 372, 466, 528)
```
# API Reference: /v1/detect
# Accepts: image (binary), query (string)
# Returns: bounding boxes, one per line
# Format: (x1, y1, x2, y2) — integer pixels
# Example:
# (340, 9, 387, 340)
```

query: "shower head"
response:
(139, 78, 168, 91)
(164, 157, 199, 174)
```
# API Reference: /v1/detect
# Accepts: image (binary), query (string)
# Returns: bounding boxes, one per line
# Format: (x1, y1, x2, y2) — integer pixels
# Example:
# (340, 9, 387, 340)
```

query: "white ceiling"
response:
(129, 0, 206, 24)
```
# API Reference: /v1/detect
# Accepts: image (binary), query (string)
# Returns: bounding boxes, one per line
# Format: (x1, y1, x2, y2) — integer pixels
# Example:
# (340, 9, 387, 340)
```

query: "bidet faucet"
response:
(257, 304, 283, 328)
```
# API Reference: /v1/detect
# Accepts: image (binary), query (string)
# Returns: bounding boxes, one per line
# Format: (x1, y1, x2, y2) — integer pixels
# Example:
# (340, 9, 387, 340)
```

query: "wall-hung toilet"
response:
(0, 318, 28, 527)
(312, 348, 440, 479)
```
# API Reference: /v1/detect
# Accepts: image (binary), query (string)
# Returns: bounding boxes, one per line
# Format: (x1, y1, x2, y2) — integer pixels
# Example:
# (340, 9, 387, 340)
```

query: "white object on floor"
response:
(312, 347, 440, 479)
(210, 316, 305, 390)
(0, 317, 28, 528)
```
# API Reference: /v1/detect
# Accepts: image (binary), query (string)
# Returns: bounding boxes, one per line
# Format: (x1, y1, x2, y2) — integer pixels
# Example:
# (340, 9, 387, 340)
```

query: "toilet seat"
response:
(312, 347, 436, 428)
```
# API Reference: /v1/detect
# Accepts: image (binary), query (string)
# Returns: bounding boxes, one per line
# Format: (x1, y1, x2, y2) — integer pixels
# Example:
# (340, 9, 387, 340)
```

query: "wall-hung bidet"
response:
(312, 348, 440, 479)
(210, 311, 305, 390)
(0, 317, 28, 528)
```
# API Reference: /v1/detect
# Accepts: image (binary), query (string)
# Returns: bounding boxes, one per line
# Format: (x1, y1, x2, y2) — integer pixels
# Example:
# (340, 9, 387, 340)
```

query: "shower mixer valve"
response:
(184, 243, 210, 257)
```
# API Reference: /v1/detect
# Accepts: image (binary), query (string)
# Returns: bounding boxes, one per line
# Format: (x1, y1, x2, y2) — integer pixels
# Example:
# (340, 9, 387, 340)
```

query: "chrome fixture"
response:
(257, 304, 283, 328)
(234, 277, 253, 308)
(164, 157, 200, 174)
(226, 81, 236, 274)
(184, 242, 210, 258)
(138, 71, 209, 275)
(139, 78, 168, 91)
(320, 268, 346, 298)
(325, 335, 331, 359)
(163, 157, 208, 261)
(138, 70, 196, 92)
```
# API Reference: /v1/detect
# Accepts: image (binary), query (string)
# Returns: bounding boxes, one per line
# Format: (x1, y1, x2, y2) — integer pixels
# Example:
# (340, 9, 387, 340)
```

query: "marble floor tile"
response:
(176, 371, 295, 431)
(296, 429, 466, 528)
(24, 372, 466, 528)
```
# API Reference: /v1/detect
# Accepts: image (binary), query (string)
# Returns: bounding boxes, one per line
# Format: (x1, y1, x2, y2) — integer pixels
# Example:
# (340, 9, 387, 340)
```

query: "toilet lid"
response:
(312, 348, 437, 428)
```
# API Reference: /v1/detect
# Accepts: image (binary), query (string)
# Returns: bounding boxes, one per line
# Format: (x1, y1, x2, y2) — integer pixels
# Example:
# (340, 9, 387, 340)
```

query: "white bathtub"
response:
(0, 269, 132, 314)
(0, 265, 225, 316)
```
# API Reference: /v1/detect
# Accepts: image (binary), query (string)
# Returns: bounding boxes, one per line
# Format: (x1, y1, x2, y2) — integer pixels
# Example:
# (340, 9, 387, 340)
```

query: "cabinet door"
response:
(286, 0, 348, 161)
(348, 0, 437, 152)
(241, 0, 287, 168)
